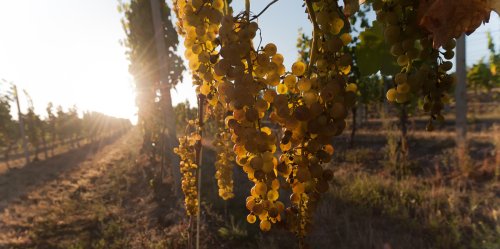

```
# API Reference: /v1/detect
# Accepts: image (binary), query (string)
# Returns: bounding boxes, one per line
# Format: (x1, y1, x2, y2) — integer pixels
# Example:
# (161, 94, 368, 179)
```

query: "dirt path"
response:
(0, 130, 139, 248)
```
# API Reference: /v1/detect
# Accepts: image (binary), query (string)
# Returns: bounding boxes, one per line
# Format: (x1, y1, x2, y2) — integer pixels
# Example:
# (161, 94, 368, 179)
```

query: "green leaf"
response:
(355, 21, 399, 76)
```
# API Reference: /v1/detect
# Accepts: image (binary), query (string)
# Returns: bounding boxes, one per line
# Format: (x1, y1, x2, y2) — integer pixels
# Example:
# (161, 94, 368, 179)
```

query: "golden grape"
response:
(292, 61, 307, 76)
(260, 219, 271, 232)
(247, 214, 257, 224)
(386, 88, 397, 102)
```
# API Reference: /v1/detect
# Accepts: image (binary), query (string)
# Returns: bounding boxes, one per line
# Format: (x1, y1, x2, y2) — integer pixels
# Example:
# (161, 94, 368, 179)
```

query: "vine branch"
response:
(245, 0, 254, 75)
(223, 0, 229, 15)
(245, 0, 250, 18)
(305, 0, 320, 74)
(249, 0, 279, 21)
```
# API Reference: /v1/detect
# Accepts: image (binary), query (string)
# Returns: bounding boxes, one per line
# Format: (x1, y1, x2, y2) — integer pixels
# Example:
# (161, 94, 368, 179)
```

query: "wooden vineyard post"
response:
(149, 0, 181, 195)
(13, 84, 30, 165)
(195, 94, 205, 249)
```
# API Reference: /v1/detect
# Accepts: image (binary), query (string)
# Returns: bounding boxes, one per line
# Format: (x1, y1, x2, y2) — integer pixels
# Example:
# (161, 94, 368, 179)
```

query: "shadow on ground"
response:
(0, 133, 124, 212)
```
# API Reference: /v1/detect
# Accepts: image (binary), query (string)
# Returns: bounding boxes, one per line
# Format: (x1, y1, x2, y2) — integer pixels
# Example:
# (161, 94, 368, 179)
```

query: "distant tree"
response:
(82, 111, 96, 142)
(467, 32, 500, 95)
(468, 61, 498, 95)
(20, 90, 42, 161)
(120, 0, 186, 195)
(120, 0, 185, 153)
(174, 100, 197, 135)
(46, 102, 57, 156)
(24, 108, 42, 161)
(356, 75, 385, 122)
(0, 94, 19, 167)
(296, 28, 311, 64)
(56, 105, 71, 144)
(67, 105, 82, 147)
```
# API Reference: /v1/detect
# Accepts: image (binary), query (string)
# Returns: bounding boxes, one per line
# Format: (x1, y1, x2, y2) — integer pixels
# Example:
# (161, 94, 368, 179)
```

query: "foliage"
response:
(467, 32, 500, 92)
(357, 75, 384, 105)
(468, 60, 499, 92)
(0, 87, 131, 165)
(296, 29, 311, 64)
(54, 105, 82, 143)
(349, 4, 388, 106)
(0, 93, 19, 164)
(174, 101, 197, 134)
(121, 0, 184, 88)
(24, 108, 43, 159)
(355, 20, 399, 76)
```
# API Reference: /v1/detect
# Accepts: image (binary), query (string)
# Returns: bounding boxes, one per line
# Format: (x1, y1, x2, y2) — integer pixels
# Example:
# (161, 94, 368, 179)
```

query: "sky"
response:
(0, 0, 136, 121)
(0, 1, 499, 123)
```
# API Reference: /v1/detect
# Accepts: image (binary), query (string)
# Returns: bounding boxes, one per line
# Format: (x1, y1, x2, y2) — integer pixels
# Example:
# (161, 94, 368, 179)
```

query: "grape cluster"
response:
(213, 108, 235, 200)
(173, 0, 225, 105)
(173, 0, 229, 210)
(173, 0, 353, 238)
(374, 0, 455, 127)
(267, 0, 355, 237)
(173, 120, 201, 216)
(216, 11, 285, 232)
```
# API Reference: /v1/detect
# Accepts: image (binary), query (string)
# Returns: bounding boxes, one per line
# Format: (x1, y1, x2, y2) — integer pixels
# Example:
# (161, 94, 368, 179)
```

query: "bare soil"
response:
(0, 112, 498, 249)
(0, 131, 135, 248)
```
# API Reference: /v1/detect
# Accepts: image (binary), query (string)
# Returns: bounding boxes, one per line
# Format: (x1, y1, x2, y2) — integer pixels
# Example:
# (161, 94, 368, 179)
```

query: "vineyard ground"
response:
(0, 130, 142, 248)
(0, 114, 498, 248)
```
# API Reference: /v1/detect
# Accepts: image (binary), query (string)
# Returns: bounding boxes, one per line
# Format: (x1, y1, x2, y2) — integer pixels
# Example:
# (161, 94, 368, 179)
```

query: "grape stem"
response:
(249, 0, 279, 21)
(223, 0, 229, 15)
(245, 0, 254, 75)
(305, 0, 319, 74)
(195, 3, 205, 15)
(245, 0, 250, 18)
(257, 27, 263, 50)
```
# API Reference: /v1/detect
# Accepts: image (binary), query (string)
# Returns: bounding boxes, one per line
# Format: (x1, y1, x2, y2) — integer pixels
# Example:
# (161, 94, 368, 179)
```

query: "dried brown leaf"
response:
(418, 0, 495, 47)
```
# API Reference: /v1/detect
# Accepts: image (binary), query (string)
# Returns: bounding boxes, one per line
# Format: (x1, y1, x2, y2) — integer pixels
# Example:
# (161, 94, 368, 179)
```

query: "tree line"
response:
(0, 85, 132, 168)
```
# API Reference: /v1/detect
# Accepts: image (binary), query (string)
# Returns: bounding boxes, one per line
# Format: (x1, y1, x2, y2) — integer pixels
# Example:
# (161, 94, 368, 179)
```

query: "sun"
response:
(91, 83, 137, 124)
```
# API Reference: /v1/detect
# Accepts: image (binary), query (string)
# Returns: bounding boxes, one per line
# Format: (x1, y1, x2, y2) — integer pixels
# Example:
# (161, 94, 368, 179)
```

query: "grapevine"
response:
(172, 0, 353, 239)
(271, 0, 356, 238)
(168, 0, 493, 245)
(216, 2, 285, 233)
(172, 0, 224, 217)
(173, 0, 225, 106)
(373, 0, 455, 129)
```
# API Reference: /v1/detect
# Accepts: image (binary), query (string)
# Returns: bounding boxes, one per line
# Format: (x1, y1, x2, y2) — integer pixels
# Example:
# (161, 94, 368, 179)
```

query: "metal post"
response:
(455, 35, 468, 171)
(455, 35, 467, 149)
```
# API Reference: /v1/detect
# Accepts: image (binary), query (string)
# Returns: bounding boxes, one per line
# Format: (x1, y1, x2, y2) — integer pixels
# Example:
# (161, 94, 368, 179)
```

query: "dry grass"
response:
(0, 92, 498, 248)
